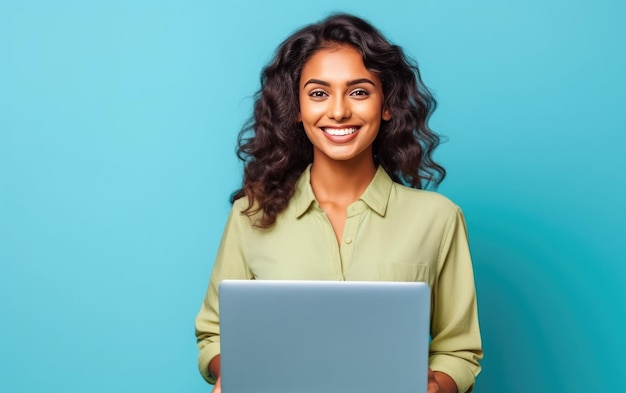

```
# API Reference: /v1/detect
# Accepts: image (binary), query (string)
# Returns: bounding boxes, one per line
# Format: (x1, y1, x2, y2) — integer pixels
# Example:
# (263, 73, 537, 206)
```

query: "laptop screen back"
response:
(219, 280, 430, 393)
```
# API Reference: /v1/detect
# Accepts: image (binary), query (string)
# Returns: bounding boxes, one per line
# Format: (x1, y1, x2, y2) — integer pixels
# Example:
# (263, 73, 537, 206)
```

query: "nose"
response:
(327, 95, 351, 120)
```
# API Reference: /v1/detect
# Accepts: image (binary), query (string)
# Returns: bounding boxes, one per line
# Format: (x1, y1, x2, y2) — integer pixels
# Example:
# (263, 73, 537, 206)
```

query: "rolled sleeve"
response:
(429, 207, 483, 392)
(194, 202, 253, 384)
(197, 333, 220, 384)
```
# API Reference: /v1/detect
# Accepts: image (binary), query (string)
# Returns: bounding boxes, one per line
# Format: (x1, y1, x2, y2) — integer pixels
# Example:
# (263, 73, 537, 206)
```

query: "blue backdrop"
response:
(1, 0, 624, 392)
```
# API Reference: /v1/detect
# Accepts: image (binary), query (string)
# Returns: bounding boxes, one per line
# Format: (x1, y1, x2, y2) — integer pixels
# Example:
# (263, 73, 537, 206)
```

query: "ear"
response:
(297, 112, 302, 122)
(382, 108, 391, 121)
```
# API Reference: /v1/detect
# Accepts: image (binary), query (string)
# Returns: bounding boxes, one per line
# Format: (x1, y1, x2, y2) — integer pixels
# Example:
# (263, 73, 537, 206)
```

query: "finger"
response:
(427, 368, 439, 393)
(213, 376, 222, 393)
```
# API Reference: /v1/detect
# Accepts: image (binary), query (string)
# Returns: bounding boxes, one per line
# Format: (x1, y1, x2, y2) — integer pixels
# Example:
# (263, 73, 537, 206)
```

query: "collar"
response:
(293, 164, 393, 218)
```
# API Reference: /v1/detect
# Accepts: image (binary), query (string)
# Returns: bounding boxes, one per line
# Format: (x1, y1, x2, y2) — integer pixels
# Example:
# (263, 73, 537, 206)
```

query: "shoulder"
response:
(386, 183, 468, 242)
(228, 196, 263, 228)
(230, 195, 299, 230)
(389, 182, 461, 215)
(232, 195, 251, 211)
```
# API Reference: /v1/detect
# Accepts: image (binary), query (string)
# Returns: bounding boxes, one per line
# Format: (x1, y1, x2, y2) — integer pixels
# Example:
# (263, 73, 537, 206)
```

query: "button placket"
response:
(341, 204, 363, 274)
(316, 207, 344, 280)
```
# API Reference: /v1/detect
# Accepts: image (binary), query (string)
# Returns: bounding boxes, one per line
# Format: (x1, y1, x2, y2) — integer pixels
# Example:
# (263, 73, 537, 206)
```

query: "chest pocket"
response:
(381, 263, 430, 284)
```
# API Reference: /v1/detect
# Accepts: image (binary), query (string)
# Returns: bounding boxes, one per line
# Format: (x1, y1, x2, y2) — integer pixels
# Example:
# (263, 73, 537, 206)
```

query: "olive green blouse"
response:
(195, 165, 483, 392)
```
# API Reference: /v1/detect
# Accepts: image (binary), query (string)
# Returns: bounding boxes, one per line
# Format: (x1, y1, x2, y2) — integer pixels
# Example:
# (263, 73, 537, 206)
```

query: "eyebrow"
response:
(303, 78, 376, 87)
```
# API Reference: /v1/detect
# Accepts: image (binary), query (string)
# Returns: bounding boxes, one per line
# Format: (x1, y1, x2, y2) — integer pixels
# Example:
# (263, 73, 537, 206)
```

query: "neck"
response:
(309, 157, 377, 205)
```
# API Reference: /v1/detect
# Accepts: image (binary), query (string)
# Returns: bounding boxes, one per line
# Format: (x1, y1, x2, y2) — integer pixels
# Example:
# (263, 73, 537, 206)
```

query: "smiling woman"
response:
(298, 46, 390, 166)
(195, 13, 483, 393)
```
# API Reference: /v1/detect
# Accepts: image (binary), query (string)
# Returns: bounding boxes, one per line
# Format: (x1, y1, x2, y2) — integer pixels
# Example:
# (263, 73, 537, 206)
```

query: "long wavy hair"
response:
(231, 13, 446, 228)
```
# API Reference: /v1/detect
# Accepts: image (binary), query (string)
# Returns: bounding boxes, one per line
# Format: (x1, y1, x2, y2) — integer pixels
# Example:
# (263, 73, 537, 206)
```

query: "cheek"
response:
(355, 99, 383, 118)
(299, 103, 324, 124)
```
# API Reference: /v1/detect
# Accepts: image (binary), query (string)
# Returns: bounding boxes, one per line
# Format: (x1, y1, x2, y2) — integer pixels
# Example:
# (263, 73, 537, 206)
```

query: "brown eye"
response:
(350, 88, 369, 97)
(309, 90, 327, 98)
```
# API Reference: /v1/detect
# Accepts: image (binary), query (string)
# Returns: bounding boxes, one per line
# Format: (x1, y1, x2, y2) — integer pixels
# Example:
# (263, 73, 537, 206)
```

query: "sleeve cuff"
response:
(198, 342, 221, 384)
(429, 354, 479, 393)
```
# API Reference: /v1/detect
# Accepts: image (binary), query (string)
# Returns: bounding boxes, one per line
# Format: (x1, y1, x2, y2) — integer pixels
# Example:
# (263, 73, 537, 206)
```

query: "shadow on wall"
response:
(469, 207, 622, 392)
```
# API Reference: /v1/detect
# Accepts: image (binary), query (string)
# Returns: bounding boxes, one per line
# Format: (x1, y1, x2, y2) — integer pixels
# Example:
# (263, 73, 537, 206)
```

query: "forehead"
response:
(300, 45, 380, 85)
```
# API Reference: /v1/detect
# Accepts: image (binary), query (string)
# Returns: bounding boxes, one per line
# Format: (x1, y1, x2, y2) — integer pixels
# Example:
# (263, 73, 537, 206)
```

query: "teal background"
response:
(1, 0, 624, 392)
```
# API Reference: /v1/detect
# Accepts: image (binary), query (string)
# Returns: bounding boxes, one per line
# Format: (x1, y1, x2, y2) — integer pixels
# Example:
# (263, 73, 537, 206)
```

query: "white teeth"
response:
(323, 128, 358, 136)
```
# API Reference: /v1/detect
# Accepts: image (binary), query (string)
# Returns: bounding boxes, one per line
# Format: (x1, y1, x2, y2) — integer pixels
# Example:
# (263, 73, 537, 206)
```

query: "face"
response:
(298, 45, 390, 165)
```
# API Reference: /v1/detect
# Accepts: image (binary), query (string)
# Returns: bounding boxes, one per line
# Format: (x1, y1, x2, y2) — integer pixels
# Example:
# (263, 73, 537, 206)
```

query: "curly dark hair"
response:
(231, 13, 446, 228)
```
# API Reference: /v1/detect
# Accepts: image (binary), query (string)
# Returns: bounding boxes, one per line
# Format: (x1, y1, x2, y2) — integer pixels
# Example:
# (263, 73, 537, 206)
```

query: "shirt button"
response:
(344, 237, 353, 244)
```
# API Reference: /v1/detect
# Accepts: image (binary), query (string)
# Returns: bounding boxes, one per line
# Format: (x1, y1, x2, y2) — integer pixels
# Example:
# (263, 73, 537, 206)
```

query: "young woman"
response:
(195, 13, 483, 393)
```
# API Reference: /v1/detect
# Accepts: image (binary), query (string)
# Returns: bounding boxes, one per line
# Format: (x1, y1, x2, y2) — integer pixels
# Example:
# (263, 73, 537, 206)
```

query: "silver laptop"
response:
(219, 280, 430, 393)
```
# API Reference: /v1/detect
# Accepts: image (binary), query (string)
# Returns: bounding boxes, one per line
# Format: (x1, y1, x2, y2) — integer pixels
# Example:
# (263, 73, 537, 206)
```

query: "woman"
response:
(195, 13, 483, 393)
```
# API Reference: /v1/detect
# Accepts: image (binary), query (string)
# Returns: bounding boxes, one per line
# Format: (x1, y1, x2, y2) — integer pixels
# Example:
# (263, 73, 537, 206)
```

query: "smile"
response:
(321, 127, 359, 136)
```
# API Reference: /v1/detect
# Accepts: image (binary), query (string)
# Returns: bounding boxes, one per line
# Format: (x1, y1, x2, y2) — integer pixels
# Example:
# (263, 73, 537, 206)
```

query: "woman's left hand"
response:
(428, 368, 458, 393)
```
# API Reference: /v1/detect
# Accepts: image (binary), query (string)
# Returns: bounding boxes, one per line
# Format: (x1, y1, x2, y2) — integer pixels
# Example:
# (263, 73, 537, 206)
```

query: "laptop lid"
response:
(219, 280, 430, 393)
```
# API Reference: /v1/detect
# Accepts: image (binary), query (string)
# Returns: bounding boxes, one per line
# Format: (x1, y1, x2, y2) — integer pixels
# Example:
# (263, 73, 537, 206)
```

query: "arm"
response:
(429, 207, 483, 392)
(195, 204, 253, 385)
